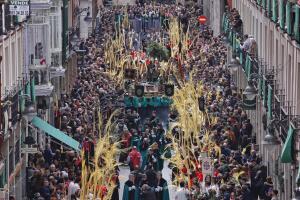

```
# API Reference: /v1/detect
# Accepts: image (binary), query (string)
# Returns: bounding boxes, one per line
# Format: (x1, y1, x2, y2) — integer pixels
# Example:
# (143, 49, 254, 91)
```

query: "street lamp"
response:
(262, 120, 280, 151)
(227, 58, 240, 73)
(243, 81, 257, 101)
(23, 102, 37, 122)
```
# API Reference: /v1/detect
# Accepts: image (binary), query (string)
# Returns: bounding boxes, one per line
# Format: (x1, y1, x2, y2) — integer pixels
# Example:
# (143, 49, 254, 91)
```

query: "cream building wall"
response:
(230, 0, 300, 199)
(234, 0, 300, 115)
(0, 27, 24, 97)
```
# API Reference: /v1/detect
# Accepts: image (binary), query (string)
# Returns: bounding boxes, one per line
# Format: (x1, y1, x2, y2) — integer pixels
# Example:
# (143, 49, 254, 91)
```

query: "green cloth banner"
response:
(257, 0, 261, 6)
(25, 82, 31, 97)
(247, 57, 252, 80)
(262, 0, 266, 9)
(232, 33, 236, 54)
(258, 77, 263, 97)
(262, 76, 267, 108)
(267, 0, 272, 17)
(222, 13, 226, 32)
(267, 84, 273, 119)
(279, 0, 285, 29)
(30, 78, 36, 103)
(19, 90, 25, 113)
(294, 5, 300, 42)
(280, 124, 294, 163)
(286, 1, 292, 34)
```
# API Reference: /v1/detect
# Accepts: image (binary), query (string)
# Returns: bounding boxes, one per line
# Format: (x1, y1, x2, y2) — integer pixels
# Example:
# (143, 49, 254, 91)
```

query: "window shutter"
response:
(267, 85, 273, 119)
(279, 0, 285, 30)
(286, 1, 292, 34)
(294, 5, 300, 42)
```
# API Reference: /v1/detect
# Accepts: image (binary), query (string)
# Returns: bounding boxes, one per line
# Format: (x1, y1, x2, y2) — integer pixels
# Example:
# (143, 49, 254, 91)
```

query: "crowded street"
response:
(2, 0, 300, 199)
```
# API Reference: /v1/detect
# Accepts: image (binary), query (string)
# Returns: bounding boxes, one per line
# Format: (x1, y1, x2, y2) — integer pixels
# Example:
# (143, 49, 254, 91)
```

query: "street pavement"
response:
(118, 106, 176, 199)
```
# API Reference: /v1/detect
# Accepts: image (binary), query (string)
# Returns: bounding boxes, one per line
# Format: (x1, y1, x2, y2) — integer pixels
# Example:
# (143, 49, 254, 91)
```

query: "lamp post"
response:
(227, 58, 240, 85)
(227, 58, 240, 72)
(243, 80, 257, 101)
(23, 101, 37, 122)
(262, 120, 280, 151)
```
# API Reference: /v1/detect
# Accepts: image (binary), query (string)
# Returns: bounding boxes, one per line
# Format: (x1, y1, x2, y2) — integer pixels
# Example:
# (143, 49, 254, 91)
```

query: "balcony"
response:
(29, 59, 47, 71)
(35, 83, 54, 96)
(30, 68, 54, 96)
(50, 66, 65, 78)
(30, 0, 52, 10)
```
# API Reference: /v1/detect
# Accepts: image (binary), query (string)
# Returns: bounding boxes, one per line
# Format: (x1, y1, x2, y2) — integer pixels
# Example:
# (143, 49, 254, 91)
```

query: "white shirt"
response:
(175, 188, 189, 200)
(68, 181, 80, 200)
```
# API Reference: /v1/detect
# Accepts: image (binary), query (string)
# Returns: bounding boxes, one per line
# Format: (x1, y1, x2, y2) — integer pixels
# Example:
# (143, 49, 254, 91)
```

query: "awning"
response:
(31, 116, 80, 151)
(280, 124, 294, 163)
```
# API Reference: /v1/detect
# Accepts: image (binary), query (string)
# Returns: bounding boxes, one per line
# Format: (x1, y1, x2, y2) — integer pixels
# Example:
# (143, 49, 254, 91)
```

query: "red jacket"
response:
(128, 149, 141, 167)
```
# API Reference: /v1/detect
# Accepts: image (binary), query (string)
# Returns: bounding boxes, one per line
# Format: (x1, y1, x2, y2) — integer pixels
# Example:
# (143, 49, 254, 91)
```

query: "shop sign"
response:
(9, 0, 30, 16)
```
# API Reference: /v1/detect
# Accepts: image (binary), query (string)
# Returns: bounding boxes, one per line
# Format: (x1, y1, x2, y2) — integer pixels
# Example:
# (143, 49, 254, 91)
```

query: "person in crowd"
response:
(25, 3, 268, 200)
(155, 172, 169, 200)
(123, 174, 139, 200)
(175, 182, 189, 200)
(128, 146, 142, 171)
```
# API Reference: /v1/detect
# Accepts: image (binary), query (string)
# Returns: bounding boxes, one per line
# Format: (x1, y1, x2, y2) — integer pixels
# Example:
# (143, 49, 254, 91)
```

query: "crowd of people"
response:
(23, 2, 279, 200)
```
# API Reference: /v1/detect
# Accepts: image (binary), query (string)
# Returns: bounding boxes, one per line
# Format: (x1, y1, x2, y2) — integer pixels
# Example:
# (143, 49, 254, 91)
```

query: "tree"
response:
(146, 42, 170, 61)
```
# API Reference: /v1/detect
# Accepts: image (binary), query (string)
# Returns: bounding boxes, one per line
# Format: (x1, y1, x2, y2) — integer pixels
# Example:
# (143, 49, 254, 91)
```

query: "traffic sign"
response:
(202, 157, 212, 175)
(198, 16, 207, 25)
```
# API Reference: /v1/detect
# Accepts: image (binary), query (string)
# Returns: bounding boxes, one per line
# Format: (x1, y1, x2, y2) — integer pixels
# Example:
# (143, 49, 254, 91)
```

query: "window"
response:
(8, 146, 14, 175)
(286, 54, 291, 102)
(269, 31, 274, 67)
(264, 25, 267, 59)
(18, 38, 22, 78)
(11, 42, 15, 84)
(276, 39, 278, 67)
(15, 139, 20, 165)
(260, 22, 262, 56)
(5, 47, 9, 87)
(50, 15, 59, 49)
(288, 55, 293, 106)
(297, 63, 300, 113)
(281, 44, 285, 90)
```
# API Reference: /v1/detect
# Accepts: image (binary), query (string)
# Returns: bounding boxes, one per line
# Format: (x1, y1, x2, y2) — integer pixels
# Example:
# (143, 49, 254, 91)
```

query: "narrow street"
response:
(1, 0, 298, 200)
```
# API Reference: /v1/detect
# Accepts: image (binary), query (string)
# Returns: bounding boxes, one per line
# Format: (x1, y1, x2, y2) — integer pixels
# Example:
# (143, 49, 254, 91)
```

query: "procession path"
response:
(118, 106, 176, 199)
(118, 161, 176, 200)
